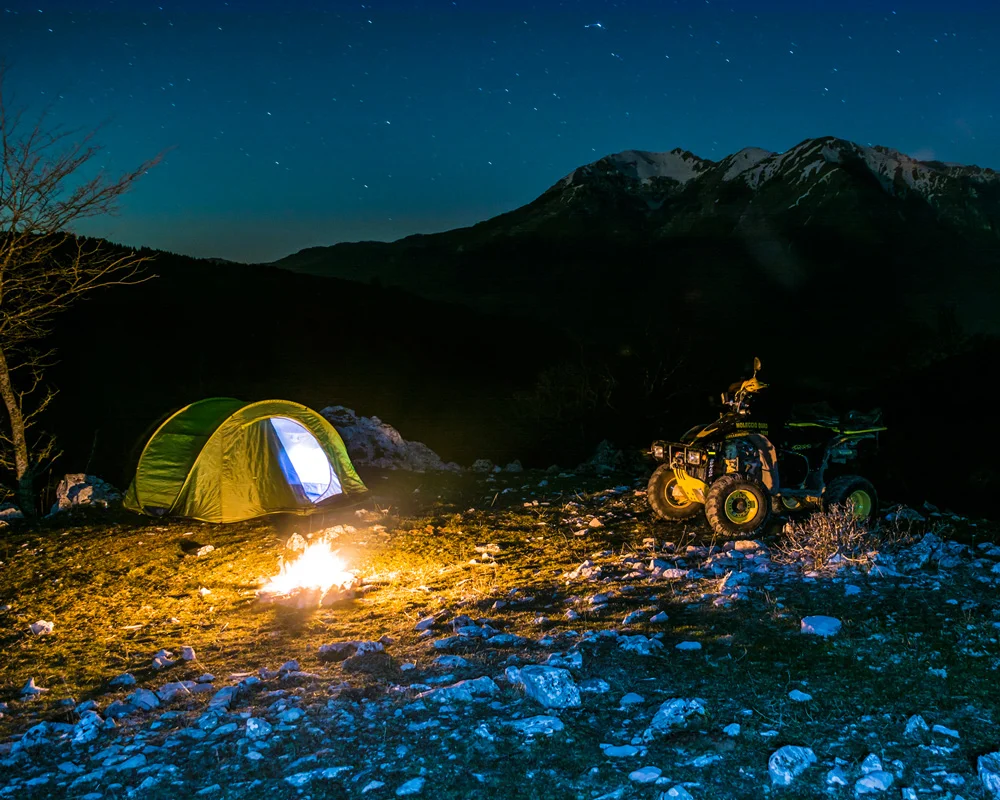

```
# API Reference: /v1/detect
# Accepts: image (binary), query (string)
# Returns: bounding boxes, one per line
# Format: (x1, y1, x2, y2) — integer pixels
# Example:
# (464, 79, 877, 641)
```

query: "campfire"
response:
(257, 536, 359, 608)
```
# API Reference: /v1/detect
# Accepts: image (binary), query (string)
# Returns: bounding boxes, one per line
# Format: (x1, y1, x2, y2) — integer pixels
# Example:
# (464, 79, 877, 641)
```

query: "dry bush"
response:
(773, 504, 883, 570)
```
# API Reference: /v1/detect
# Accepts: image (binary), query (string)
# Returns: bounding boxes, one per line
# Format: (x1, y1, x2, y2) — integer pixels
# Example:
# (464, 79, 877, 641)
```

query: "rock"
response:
(622, 611, 645, 625)
(21, 677, 48, 697)
(49, 474, 121, 514)
(505, 716, 565, 736)
(246, 717, 273, 740)
(433, 655, 469, 668)
(510, 666, 581, 709)
(322, 406, 461, 472)
(72, 712, 105, 744)
(979, 752, 1000, 797)
(844, 584, 862, 596)
(855, 771, 894, 794)
(545, 651, 583, 669)
(932, 723, 959, 739)
(768, 745, 817, 786)
(582, 440, 625, 474)
(826, 766, 849, 786)
(363, 781, 386, 794)
(180, 646, 196, 661)
(800, 616, 842, 636)
(675, 641, 702, 651)
(646, 698, 707, 737)
(30, 620, 54, 636)
(663, 787, 694, 800)
(109, 672, 136, 688)
(318, 640, 385, 662)
(629, 766, 662, 784)
(0, 502, 24, 520)
(618, 635, 663, 656)
(620, 692, 645, 707)
(650, 612, 669, 623)
(860, 754, 883, 774)
(156, 681, 196, 702)
(471, 459, 495, 473)
(395, 777, 426, 796)
(904, 714, 929, 739)
(602, 745, 639, 757)
(504, 460, 523, 473)
(418, 676, 499, 703)
(126, 688, 160, 712)
(723, 723, 741, 737)
(196, 545, 215, 556)
(788, 689, 812, 702)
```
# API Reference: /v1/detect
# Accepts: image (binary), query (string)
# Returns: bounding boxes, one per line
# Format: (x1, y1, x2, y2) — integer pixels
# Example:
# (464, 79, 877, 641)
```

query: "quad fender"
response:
(673, 468, 708, 504)
(732, 433, 779, 491)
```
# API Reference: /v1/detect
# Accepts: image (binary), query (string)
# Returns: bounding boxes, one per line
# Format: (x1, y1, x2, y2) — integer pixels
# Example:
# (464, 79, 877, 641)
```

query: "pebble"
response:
(675, 641, 702, 651)
(723, 723, 741, 737)
(788, 689, 812, 702)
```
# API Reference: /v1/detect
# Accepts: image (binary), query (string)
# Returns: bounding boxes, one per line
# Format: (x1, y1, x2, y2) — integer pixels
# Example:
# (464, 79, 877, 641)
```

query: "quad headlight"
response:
(686, 450, 704, 465)
(652, 444, 665, 459)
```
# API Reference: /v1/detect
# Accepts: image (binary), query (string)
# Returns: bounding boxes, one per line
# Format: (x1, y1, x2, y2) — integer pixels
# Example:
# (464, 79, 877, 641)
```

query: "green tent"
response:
(124, 398, 367, 523)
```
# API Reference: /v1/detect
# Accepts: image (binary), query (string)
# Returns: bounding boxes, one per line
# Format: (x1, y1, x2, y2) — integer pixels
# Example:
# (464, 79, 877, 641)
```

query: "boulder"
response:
(49, 474, 121, 515)
(321, 406, 460, 472)
(0, 502, 23, 521)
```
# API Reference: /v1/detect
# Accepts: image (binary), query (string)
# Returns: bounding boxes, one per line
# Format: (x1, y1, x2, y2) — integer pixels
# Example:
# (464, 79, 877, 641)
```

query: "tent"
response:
(124, 398, 367, 523)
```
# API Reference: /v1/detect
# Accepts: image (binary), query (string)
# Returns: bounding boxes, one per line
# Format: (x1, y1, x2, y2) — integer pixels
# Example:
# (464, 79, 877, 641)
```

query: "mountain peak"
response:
(558, 147, 713, 189)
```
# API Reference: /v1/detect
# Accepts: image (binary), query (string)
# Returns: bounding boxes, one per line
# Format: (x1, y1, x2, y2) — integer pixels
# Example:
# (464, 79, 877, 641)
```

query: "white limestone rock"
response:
(509, 665, 581, 709)
(800, 616, 842, 636)
(768, 745, 817, 786)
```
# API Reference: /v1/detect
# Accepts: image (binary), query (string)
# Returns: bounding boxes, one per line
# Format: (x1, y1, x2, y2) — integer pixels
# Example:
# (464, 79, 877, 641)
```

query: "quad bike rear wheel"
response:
(647, 464, 702, 521)
(705, 474, 771, 536)
(824, 475, 878, 522)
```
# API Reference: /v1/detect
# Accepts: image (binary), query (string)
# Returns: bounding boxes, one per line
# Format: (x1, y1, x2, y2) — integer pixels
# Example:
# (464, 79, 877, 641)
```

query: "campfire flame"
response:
(258, 540, 357, 606)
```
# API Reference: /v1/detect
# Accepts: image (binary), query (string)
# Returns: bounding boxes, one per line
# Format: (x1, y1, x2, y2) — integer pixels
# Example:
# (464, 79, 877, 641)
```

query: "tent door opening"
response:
(269, 417, 342, 503)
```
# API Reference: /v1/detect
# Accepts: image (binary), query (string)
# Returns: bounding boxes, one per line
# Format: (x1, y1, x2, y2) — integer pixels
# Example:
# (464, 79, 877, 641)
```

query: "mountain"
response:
(275, 136, 1000, 342)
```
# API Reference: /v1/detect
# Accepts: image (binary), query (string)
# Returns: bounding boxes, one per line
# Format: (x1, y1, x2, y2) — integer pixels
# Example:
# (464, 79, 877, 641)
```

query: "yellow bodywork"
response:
(673, 468, 708, 504)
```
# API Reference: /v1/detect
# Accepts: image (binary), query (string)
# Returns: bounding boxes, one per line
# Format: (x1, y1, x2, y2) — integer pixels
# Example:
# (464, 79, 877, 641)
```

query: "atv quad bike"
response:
(647, 359, 886, 537)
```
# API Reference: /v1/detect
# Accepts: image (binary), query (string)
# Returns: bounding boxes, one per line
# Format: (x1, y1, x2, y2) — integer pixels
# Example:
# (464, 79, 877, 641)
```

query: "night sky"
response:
(2, 0, 997, 263)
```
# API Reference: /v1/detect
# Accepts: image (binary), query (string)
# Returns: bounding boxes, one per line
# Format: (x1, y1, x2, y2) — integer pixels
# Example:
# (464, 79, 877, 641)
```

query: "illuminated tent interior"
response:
(124, 398, 367, 523)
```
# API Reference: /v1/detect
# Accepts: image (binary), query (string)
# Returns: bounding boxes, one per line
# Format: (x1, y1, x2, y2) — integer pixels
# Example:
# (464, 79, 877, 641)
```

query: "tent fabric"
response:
(124, 398, 367, 523)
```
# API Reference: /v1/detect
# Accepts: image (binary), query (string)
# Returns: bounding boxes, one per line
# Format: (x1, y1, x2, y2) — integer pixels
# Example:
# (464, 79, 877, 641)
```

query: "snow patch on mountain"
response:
(721, 147, 774, 181)
(560, 148, 710, 187)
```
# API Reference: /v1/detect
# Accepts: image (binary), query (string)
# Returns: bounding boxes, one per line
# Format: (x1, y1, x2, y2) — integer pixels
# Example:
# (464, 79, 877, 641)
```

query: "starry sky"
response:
(2, 0, 997, 263)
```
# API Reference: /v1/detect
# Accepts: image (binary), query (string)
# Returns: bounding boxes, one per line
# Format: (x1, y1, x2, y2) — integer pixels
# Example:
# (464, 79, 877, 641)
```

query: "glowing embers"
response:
(270, 417, 342, 503)
(257, 534, 358, 608)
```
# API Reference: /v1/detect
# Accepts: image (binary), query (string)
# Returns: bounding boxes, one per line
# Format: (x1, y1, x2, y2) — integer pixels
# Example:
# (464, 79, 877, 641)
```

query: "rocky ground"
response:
(1, 468, 1000, 799)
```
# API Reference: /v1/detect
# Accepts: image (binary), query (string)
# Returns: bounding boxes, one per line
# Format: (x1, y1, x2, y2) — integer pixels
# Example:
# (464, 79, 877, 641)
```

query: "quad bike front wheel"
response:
(705, 474, 772, 537)
(647, 464, 702, 521)
(824, 475, 878, 522)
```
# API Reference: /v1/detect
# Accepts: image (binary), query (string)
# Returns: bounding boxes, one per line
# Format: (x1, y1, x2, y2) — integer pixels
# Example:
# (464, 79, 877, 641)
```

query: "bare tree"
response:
(0, 69, 160, 515)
